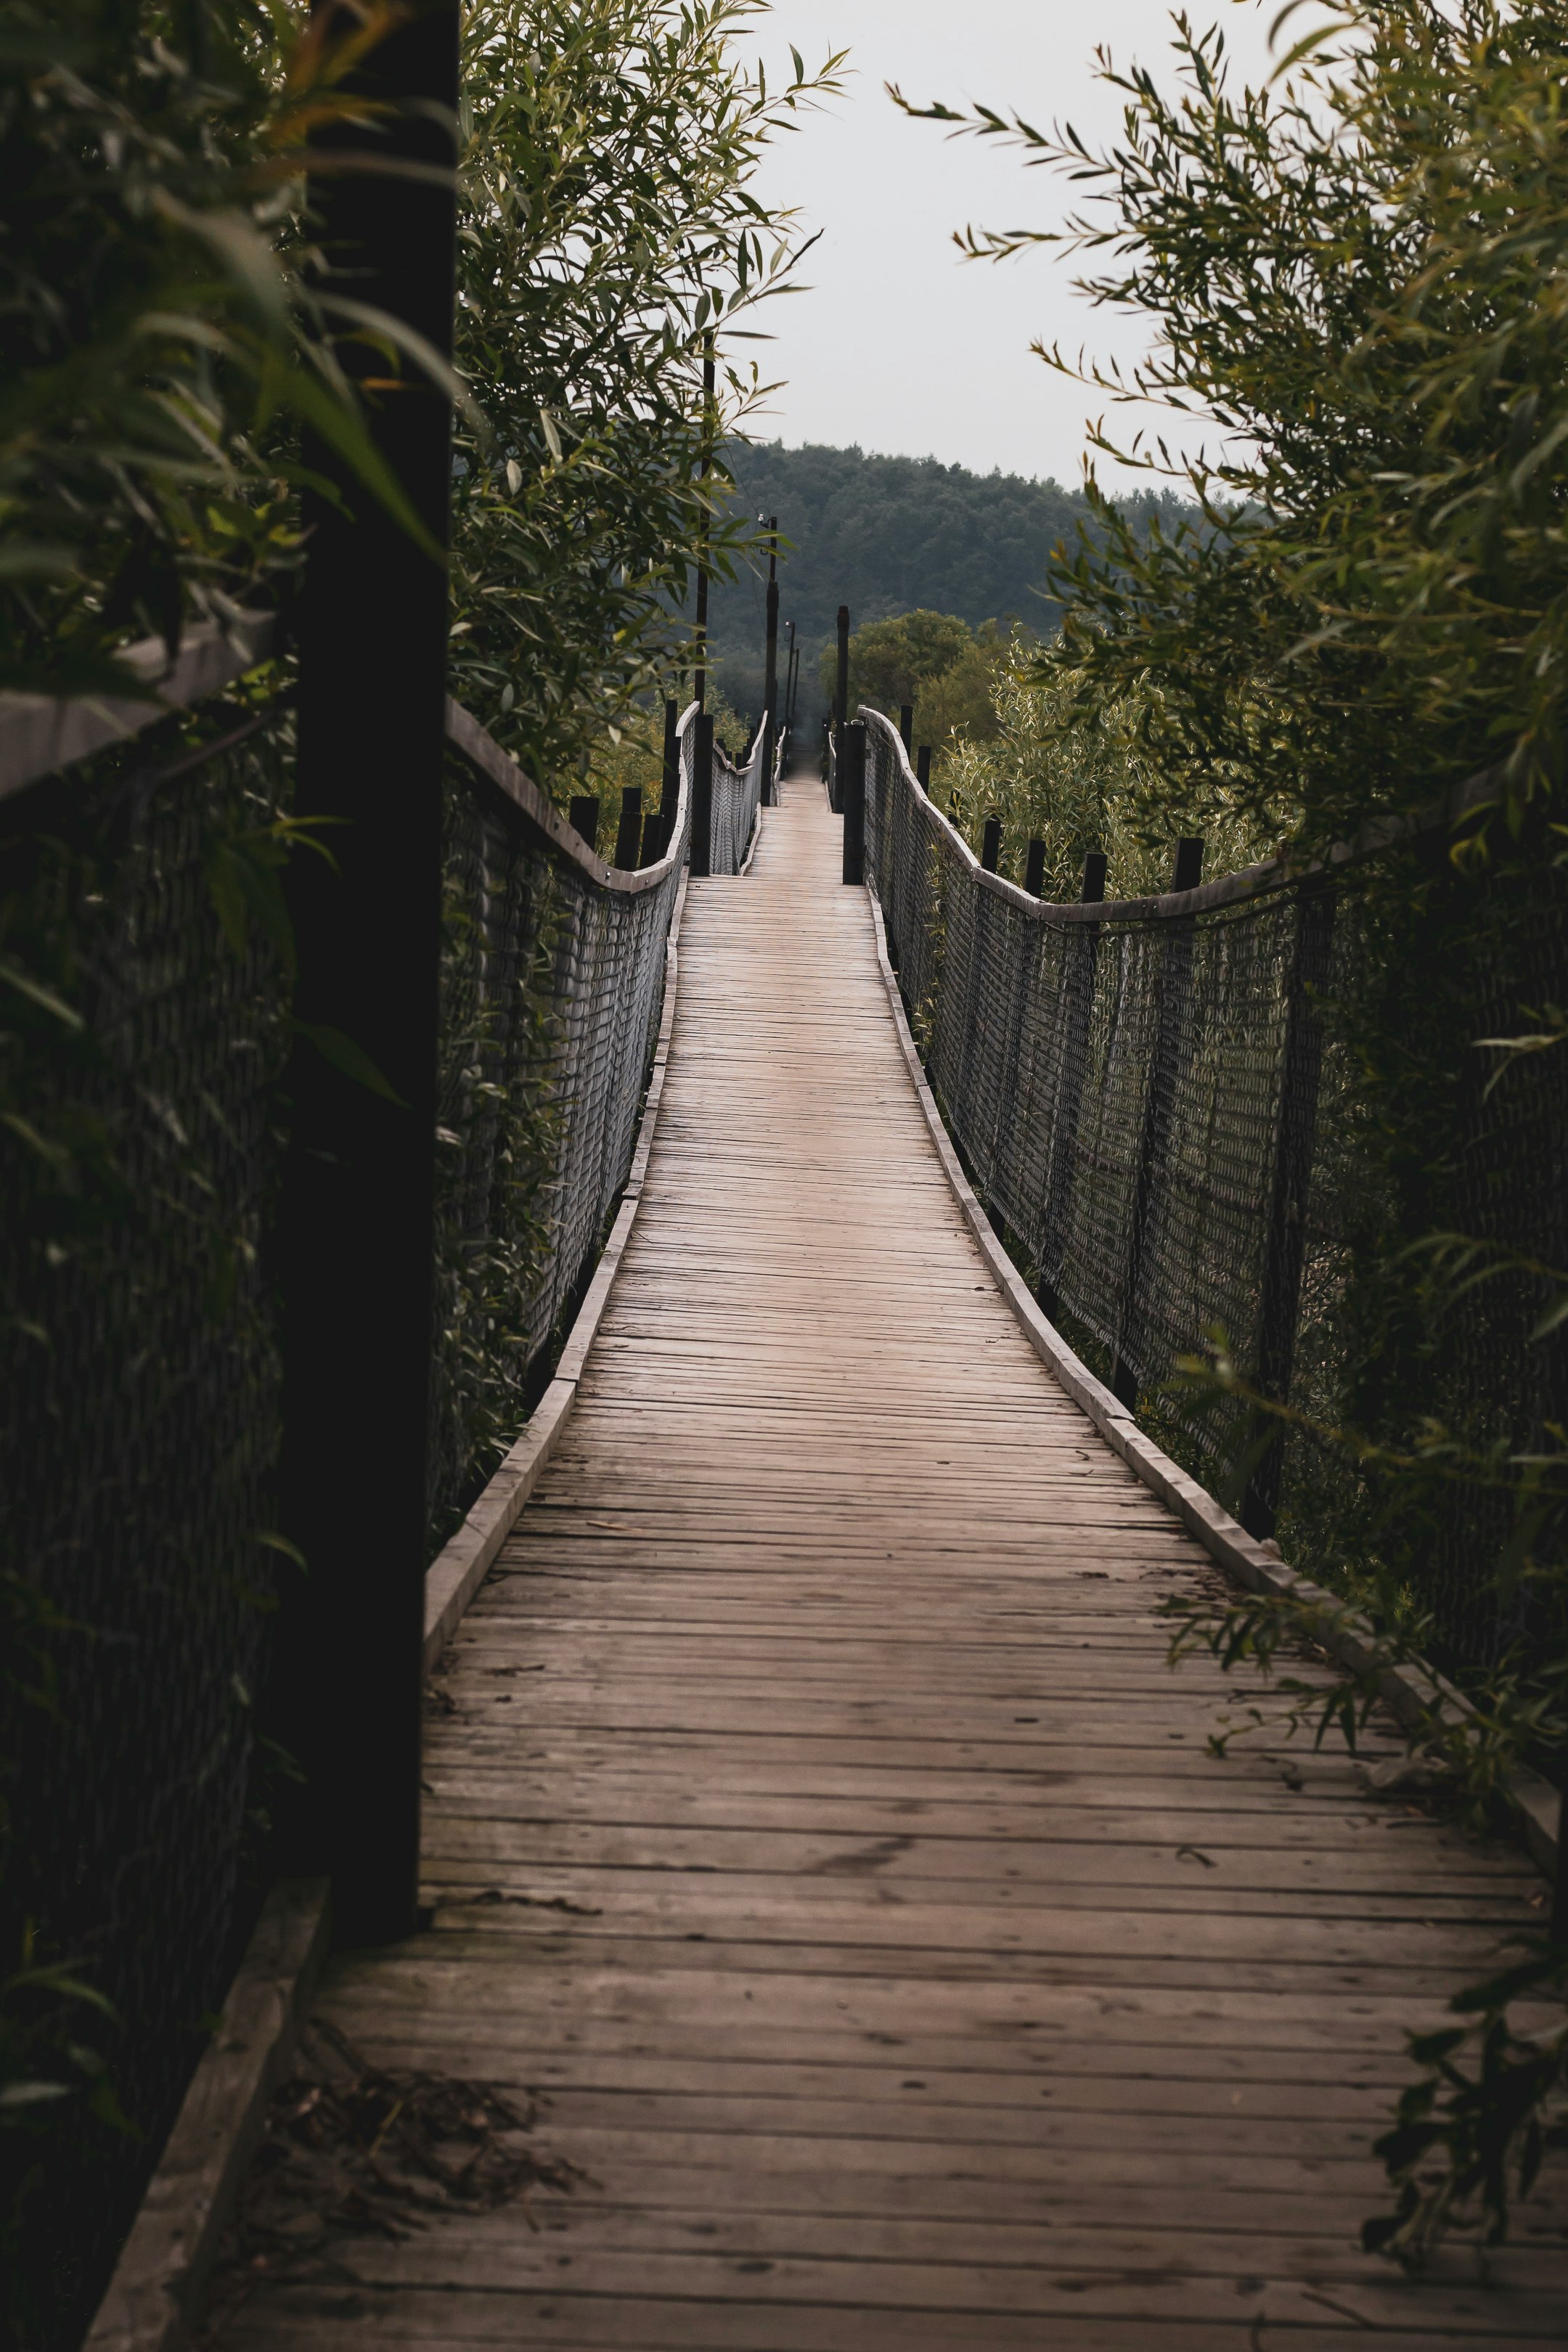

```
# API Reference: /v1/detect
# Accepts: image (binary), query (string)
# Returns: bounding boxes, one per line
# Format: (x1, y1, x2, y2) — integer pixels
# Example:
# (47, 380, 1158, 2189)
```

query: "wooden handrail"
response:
(859, 702, 1507, 925)
(0, 612, 279, 803)
(444, 695, 694, 894)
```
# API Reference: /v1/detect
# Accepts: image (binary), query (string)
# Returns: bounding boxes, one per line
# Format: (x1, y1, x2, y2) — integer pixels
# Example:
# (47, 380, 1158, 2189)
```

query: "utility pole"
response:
(693, 337, 714, 707)
(762, 515, 778, 802)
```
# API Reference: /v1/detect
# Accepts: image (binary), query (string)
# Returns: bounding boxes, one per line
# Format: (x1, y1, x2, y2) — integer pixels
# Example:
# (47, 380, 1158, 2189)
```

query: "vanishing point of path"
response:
(223, 772, 1566, 2349)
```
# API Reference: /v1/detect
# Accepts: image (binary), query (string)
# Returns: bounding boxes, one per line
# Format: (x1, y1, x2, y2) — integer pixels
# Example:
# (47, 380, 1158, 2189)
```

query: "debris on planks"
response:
(198, 2017, 585, 2340)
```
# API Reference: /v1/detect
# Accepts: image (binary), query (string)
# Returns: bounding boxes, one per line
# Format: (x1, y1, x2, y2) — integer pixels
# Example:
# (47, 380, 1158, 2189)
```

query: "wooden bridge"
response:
(219, 772, 1564, 2350)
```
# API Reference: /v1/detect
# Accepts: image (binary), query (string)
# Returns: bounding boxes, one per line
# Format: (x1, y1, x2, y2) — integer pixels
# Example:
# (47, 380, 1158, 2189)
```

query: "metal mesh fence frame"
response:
(858, 705, 1568, 1674)
(707, 710, 771, 875)
(0, 704, 298, 2348)
(425, 699, 695, 1541)
(0, 695, 695, 2342)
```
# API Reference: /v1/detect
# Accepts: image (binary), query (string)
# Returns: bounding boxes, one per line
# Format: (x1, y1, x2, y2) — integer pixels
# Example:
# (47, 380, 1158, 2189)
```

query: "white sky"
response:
(736, 1, 1291, 486)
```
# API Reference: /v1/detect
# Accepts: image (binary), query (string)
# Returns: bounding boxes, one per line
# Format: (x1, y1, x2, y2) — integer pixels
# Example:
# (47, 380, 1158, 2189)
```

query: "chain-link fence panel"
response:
(707, 711, 771, 875)
(862, 706, 1568, 1681)
(428, 702, 692, 1540)
(0, 700, 297, 2349)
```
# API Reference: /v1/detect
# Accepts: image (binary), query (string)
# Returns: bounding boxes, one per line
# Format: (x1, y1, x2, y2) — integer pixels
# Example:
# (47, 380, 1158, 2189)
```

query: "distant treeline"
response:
(705, 441, 1193, 727)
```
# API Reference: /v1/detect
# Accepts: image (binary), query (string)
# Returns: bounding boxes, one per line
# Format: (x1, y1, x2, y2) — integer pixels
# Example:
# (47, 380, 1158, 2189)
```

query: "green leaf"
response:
(291, 1021, 407, 1105)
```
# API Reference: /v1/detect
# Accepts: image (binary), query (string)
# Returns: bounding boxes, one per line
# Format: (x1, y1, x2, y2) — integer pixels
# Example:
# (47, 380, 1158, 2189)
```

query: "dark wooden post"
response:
(1241, 882, 1336, 1538)
(841, 719, 866, 886)
(1111, 836, 1206, 1410)
(1024, 837, 1046, 897)
(1172, 836, 1204, 894)
(916, 746, 932, 791)
(568, 793, 600, 851)
(981, 816, 1002, 873)
(660, 697, 679, 823)
(276, 0, 459, 1947)
(613, 787, 642, 871)
(834, 605, 849, 755)
(899, 704, 913, 753)
(690, 713, 714, 876)
(1037, 851, 1108, 1326)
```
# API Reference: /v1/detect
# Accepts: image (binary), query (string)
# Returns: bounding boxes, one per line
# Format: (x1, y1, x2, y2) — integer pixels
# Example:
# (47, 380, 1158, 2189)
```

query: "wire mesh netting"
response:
(706, 712, 772, 875)
(0, 704, 297, 2347)
(0, 694, 694, 2345)
(859, 707, 1568, 1679)
(428, 708, 693, 1539)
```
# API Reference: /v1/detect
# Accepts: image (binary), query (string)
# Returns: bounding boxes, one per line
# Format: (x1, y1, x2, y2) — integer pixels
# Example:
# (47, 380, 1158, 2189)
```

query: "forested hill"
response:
(706, 442, 1188, 720)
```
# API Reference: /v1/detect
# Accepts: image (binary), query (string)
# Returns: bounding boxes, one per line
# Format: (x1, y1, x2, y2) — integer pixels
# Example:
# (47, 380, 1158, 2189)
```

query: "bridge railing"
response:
(0, 653, 693, 2337)
(703, 706, 777, 875)
(856, 704, 1568, 1683)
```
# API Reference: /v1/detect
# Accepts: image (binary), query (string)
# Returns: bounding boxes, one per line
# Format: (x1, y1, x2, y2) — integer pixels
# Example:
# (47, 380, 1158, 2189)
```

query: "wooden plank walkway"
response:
(221, 772, 1566, 2348)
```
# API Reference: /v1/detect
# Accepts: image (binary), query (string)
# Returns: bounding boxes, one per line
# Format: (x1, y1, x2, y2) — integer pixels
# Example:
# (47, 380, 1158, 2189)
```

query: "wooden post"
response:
(568, 793, 600, 852)
(660, 697, 679, 822)
(1241, 882, 1336, 1538)
(1172, 836, 1204, 894)
(899, 704, 913, 753)
(1111, 836, 1206, 1410)
(690, 713, 714, 877)
(841, 719, 866, 886)
(834, 605, 849, 755)
(981, 816, 1002, 873)
(1037, 852, 1108, 1325)
(640, 809, 666, 867)
(1024, 837, 1046, 898)
(613, 786, 642, 871)
(916, 746, 932, 791)
(276, 0, 459, 1946)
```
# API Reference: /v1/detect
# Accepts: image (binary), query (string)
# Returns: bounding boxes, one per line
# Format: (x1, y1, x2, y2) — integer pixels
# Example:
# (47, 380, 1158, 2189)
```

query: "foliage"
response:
(0, 0, 438, 699)
(936, 648, 1270, 894)
(710, 440, 1191, 726)
(1159, 1295, 1568, 2258)
(426, 791, 560, 1548)
(897, 0, 1568, 854)
(1365, 1941, 1568, 2269)
(446, 1, 841, 796)
(827, 608, 1010, 777)
(832, 609, 974, 710)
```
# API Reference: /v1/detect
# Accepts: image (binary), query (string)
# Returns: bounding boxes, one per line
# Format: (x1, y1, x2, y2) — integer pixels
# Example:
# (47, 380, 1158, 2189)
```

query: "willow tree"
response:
(449, 1, 840, 785)
(900, 0, 1568, 853)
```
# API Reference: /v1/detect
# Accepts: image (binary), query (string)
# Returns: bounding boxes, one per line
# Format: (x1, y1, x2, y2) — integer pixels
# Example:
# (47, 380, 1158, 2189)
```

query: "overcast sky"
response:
(735, 1, 1289, 487)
